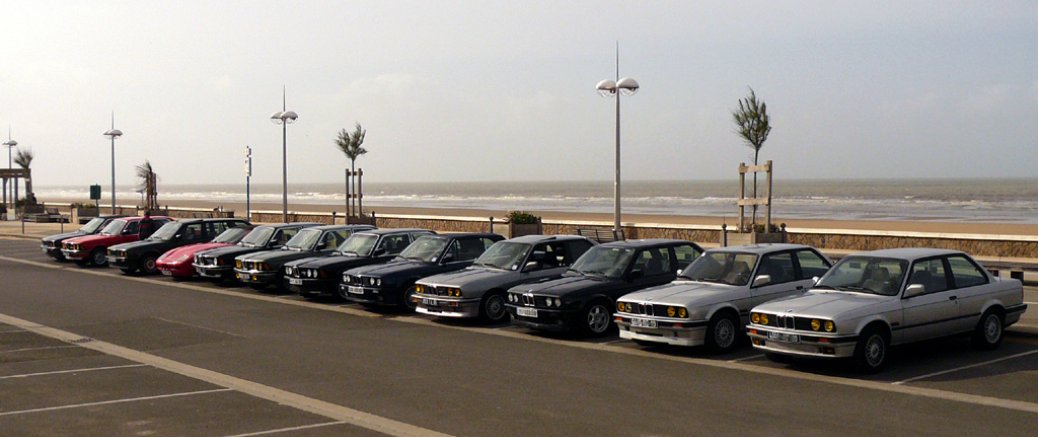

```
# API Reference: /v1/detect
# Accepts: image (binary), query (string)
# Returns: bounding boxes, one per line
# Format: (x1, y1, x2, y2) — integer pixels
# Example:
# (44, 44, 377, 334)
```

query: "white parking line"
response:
(0, 388, 232, 417)
(1024, 301, 1038, 305)
(0, 345, 78, 354)
(0, 364, 147, 380)
(892, 350, 1038, 385)
(222, 421, 347, 437)
(728, 354, 764, 363)
(0, 312, 452, 437)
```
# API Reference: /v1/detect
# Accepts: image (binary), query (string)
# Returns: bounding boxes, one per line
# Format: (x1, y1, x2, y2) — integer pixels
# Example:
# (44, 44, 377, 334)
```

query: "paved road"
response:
(2, 238, 1037, 436)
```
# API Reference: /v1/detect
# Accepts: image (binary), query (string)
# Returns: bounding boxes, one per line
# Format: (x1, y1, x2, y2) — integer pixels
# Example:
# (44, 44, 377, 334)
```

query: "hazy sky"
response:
(2, 1, 1037, 188)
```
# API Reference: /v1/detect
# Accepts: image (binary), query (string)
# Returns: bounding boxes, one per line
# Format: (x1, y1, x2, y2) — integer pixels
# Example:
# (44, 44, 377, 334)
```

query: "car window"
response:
(378, 234, 411, 255)
(758, 252, 796, 284)
(673, 244, 700, 268)
(795, 249, 830, 279)
(124, 221, 140, 235)
(947, 255, 988, 289)
(275, 229, 299, 245)
(817, 256, 907, 296)
(480, 237, 498, 250)
(633, 247, 671, 276)
(456, 238, 489, 262)
(908, 258, 949, 294)
(182, 223, 204, 242)
(319, 232, 343, 250)
(561, 240, 594, 266)
(210, 221, 231, 237)
(443, 240, 462, 262)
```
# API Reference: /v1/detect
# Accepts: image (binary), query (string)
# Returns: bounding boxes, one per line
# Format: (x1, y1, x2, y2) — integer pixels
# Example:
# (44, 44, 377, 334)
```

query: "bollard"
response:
(489, 216, 494, 234)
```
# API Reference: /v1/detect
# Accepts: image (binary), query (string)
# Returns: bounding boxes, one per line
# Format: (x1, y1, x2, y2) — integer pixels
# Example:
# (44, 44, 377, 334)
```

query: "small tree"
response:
(14, 148, 34, 204)
(335, 123, 368, 175)
(732, 87, 772, 231)
(136, 160, 159, 211)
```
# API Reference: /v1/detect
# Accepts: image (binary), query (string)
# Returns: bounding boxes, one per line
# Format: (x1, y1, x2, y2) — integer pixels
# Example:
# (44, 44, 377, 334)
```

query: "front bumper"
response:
(286, 277, 336, 296)
(747, 326, 857, 359)
(415, 296, 481, 318)
(156, 261, 194, 277)
(108, 255, 130, 268)
(506, 305, 580, 332)
(616, 315, 708, 347)
(193, 263, 232, 278)
(42, 244, 62, 258)
(234, 269, 279, 284)
(61, 249, 87, 260)
(341, 284, 399, 306)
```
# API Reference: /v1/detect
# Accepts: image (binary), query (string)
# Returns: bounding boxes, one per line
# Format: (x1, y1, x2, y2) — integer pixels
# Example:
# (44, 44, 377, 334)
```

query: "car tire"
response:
(481, 291, 508, 323)
(853, 326, 889, 373)
(90, 249, 108, 267)
(140, 254, 159, 275)
(972, 310, 1004, 350)
(705, 311, 740, 354)
(400, 285, 419, 312)
(582, 300, 613, 337)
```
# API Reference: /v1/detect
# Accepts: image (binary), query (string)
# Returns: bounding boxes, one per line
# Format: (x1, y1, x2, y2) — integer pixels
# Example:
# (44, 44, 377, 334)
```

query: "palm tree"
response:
(14, 148, 33, 204)
(732, 87, 772, 231)
(135, 160, 158, 211)
(335, 123, 367, 174)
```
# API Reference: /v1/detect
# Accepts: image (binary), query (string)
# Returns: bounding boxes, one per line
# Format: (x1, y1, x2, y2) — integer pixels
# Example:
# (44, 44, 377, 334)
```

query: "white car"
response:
(615, 244, 832, 352)
(747, 248, 1027, 372)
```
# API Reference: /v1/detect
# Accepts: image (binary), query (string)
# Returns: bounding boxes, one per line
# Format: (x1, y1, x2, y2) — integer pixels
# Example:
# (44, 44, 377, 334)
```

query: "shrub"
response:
(506, 210, 539, 224)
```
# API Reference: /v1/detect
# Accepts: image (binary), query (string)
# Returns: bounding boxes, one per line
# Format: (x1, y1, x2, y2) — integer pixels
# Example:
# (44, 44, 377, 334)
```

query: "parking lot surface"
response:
(2, 237, 1037, 436)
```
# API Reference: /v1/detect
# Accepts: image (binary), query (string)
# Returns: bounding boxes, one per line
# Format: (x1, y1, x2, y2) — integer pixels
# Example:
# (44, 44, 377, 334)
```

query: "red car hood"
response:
(158, 242, 232, 264)
(64, 234, 120, 246)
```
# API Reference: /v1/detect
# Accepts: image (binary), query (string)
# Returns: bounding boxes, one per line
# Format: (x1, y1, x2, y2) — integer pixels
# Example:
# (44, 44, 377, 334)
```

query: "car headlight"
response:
(751, 313, 761, 324)
(760, 314, 769, 325)
(235, 260, 243, 268)
(374, 278, 381, 286)
(811, 319, 821, 331)
(678, 307, 688, 318)
(415, 284, 424, 294)
(667, 306, 676, 317)
(617, 302, 625, 312)
(623, 302, 632, 313)
(285, 267, 295, 275)
(824, 320, 835, 332)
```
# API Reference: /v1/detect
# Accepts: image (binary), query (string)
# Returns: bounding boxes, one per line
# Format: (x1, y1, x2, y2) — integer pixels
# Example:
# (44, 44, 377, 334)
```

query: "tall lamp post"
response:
(3, 132, 17, 218)
(103, 115, 123, 215)
(270, 89, 298, 223)
(596, 49, 639, 234)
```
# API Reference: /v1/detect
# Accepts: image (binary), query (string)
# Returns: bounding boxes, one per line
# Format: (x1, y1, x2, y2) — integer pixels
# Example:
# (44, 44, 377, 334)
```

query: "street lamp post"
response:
(596, 48, 639, 235)
(3, 132, 17, 218)
(270, 88, 298, 223)
(103, 114, 123, 215)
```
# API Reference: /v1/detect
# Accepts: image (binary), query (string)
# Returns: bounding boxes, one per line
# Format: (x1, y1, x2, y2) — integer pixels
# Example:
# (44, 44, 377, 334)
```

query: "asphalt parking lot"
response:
(2, 236, 1038, 436)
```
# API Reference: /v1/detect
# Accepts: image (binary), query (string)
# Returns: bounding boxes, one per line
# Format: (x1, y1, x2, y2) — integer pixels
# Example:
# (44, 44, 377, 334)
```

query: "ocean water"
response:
(34, 178, 1038, 224)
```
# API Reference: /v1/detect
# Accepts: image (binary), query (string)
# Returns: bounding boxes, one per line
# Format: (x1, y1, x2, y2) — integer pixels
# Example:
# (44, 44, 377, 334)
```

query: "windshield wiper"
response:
(812, 285, 838, 290)
(837, 285, 874, 293)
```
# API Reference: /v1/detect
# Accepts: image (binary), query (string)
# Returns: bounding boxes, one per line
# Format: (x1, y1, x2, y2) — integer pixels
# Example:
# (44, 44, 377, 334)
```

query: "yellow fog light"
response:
(678, 308, 688, 318)
(415, 285, 424, 293)
(751, 313, 760, 324)
(811, 319, 821, 331)
(824, 320, 835, 332)
(760, 314, 769, 325)
(617, 302, 625, 312)
(667, 306, 676, 317)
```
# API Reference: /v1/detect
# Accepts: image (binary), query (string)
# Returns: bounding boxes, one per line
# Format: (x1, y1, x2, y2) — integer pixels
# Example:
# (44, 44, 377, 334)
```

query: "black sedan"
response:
(506, 239, 703, 336)
(341, 233, 504, 310)
(233, 224, 375, 290)
(108, 218, 251, 274)
(193, 222, 320, 282)
(40, 215, 127, 260)
(285, 228, 434, 299)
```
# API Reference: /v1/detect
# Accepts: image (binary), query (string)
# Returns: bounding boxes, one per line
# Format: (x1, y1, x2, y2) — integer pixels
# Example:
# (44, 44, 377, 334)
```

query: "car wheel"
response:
(705, 311, 740, 353)
(481, 292, 508, 323)
(400, 285, 419, 312)
(90, 249, 108, 267)
(582, 301, 613, 336)
(853, 326, 889, 373)
(140, 254, 159, 275)
(972, 310, 1004, 350)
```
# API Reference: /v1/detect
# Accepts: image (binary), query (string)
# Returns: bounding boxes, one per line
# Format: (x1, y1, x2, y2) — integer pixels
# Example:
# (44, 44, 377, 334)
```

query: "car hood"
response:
(346, 259, 435, 278)
(512, 275, 612, 297)
(620, 280, 739, 306)
(111, 239, 173, 253)
(290, 254, 369, 270)
(42, 231, 86, 243)
(65, 234, 118, 246)
(242, 249, 323, 265)
(754, 291, 890, 319)
(421, 266, 514, 288)
(202, 244, 266, 259)
(159, 242, 230, 262)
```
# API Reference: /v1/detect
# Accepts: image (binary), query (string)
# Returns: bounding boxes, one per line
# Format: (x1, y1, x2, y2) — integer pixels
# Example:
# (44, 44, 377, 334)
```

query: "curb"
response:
(0, 233, 41, 240)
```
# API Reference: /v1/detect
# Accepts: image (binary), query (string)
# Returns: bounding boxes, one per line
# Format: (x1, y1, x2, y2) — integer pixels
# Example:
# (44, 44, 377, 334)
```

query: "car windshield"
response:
(284, 228, 322, 251)
(337, 234, 378, 256)
(100, 219, 126, 235)
(815, 256, 908, 296)
(569, 246, 635, 279)
(474, 241, 531, 270)
(240, 226, 275, 247)
(147, 222, 181, 241)
(212, 227, 249, 244)
(680, 252, 759, 286)
(81, 217, 107, 234)
(399, 236, 448, 262)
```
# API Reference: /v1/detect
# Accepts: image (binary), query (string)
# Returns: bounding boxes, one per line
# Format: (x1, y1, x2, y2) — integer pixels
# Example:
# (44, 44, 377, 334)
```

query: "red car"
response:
(156, 226, 254, 278)
(61, 216, 172, 266)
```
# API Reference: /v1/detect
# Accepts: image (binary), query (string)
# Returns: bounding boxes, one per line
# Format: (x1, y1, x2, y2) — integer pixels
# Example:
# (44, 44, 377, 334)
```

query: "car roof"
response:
(259, 222, 322, 229)
(355, 228, 433, 236)
(421, 232, 502, 240)
(849, 248, 965, 261)
(599, 238, 695, 249)
(310, 224, 377, 231)
(169, 218, 250, 224)
(505, 234, 593, 244)
(708, 243, 814, 254)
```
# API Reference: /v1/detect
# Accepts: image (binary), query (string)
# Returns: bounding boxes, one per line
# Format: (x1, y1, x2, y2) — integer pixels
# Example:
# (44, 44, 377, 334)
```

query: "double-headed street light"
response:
(103, 115, 123, 215)
(270, 90, 298, 223)
(596, 57, 639, 234)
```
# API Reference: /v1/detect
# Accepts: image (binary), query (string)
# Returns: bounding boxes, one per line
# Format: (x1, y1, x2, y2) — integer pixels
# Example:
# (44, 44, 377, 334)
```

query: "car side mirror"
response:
(524, 261, 540, 272)
(904, 284, 926, 298)
(174, 233, 183, 240)
(752, 274, 772, 287)
(812, 276, 820, 285)
(629, 269, 644, 281)
(676, 269, 682, 276)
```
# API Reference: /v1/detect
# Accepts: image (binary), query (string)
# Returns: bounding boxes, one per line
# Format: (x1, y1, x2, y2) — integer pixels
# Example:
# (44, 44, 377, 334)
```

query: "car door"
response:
(945, 255, 992, 332)
(899, 257, 958, 342)
(518, 242, 567, 284)
(749, 251, 808, 308)
(621, 247, 675, 299)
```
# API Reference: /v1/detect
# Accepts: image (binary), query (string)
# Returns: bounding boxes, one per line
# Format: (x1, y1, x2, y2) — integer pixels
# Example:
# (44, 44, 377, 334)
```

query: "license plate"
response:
(161, 270, 172, 276)
(348, 286, 365, 295)
(630, 318, 657, 328)
(107, 257, 118, 263)
(289, 278, 303, 285)
(422, 298, 439, 307)
(516, 307, 538, 318)
(767, 331, 800, 343)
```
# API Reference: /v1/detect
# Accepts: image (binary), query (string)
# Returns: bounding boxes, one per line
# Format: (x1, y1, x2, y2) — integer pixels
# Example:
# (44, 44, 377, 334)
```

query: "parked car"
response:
(234, 224, 375, 290)
(193, 222, 320, 282)
(747, 248, 1028, 372)
(60, 216, 172, 266)
(414, 235, 597, 322)
(155, 226, 255, 278)
(507, 239, 703, 336)
(41, 214, 128, 260)
(108, 218, 251, 275)
(286, 228, 435, 298)
(616, 244, 832, 352)
(341, 233, 504, 310)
